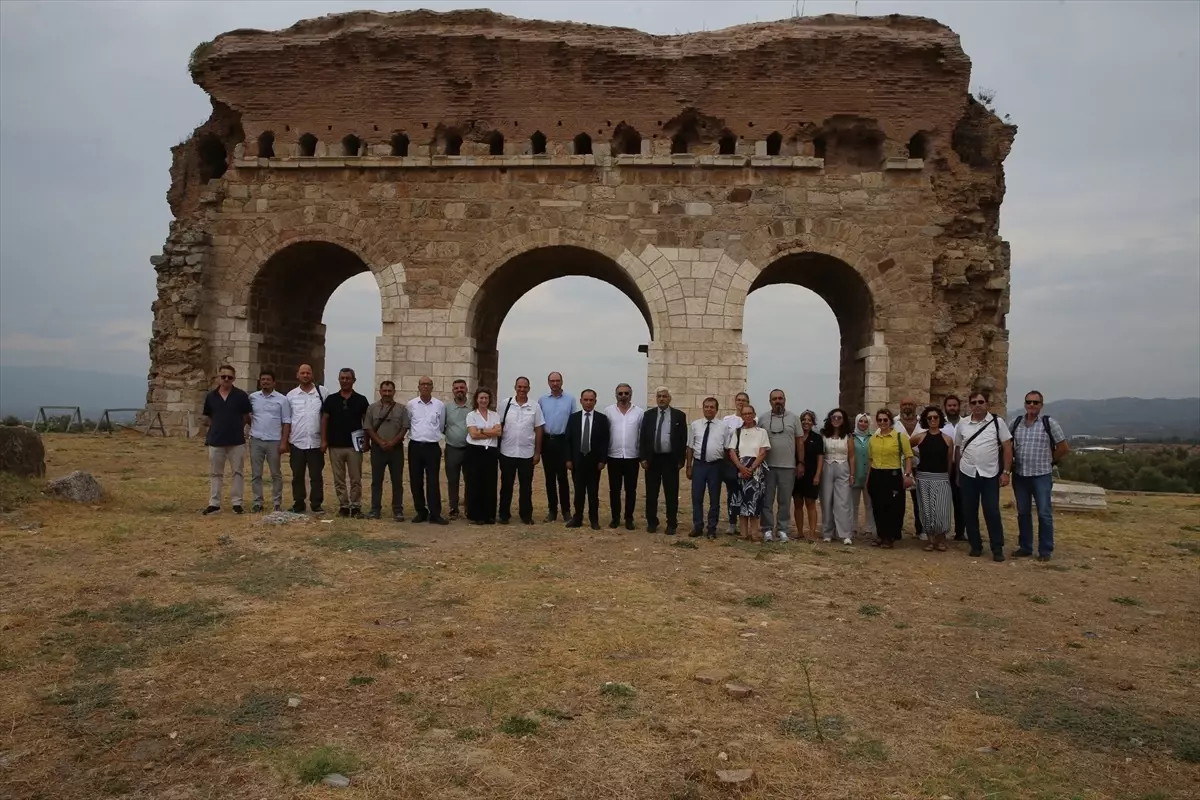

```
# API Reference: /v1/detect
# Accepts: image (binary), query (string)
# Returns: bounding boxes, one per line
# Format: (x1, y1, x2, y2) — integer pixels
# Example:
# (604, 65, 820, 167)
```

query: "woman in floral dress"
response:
(727, 404, 771, 542)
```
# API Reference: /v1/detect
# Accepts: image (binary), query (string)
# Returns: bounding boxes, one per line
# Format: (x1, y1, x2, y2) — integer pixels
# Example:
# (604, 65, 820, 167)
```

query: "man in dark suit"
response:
(639, 386, 688, 534)
(565, 388, 610, 530)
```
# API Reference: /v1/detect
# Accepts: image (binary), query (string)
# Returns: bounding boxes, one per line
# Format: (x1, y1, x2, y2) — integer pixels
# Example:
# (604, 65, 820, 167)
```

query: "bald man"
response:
(285, 364, 330, 513)
(407, 376, 449, 524)
(898, 396, 923, 538)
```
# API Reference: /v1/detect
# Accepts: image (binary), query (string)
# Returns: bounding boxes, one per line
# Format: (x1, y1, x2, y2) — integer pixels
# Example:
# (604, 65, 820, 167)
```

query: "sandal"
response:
(923, 543, 936, 552)
(935, 542, 948, 552)
(871, 540, 883, 548)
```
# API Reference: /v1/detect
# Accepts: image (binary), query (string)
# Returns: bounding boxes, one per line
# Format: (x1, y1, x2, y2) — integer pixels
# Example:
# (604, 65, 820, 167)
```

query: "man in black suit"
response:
(565, 388, 610, 530)
(639, 386, 688, 534)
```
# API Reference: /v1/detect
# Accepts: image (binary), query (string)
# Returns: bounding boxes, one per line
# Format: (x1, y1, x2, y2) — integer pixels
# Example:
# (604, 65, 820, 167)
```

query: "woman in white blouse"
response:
(464, 388, 502, 525)
(727, 404, 771, 542)
(721, 391, 750, 534)
(819, 408, 856, 545)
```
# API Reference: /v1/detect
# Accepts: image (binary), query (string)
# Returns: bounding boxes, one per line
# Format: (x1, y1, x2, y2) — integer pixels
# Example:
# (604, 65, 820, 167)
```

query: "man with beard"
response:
(759, 389, 801, 542)
(285, 364, 329, 513)
(498, 376, 545, 525)
(943, 394, 965, 540)
(443, 379, 471, 520)
(320, 368, 370, 518)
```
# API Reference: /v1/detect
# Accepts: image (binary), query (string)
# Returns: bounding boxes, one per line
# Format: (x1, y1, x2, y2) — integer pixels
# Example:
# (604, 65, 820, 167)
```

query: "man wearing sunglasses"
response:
(201, 365, 252, 515)
(953, 390, 1013, 562)
(1009, 391, 1068, 560)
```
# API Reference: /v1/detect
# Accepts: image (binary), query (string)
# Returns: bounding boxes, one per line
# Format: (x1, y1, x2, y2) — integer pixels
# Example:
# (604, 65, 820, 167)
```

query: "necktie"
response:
(700, 420, 711, 461)
(581, 413, 591, 456)
(656, 409, 666, 453)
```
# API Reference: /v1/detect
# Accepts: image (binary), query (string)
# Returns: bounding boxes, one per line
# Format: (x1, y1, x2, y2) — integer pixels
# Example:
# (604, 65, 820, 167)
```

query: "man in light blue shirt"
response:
(538, 371, 577, 522)
(248, 370, 292, 512)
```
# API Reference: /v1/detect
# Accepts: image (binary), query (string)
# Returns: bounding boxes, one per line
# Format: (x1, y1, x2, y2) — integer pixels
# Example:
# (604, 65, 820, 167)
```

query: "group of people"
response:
(201, 366, 1068, 562)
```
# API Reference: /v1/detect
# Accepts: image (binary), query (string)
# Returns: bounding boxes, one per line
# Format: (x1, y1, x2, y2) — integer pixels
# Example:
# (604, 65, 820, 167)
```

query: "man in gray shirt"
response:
(365, 380, 410, 521)
(443, 379, 472, 520)
(761, 389, 802, 542)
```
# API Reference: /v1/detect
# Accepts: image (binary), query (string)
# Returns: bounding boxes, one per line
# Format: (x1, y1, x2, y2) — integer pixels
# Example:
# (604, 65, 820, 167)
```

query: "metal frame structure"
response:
(34, 406, 84, 432)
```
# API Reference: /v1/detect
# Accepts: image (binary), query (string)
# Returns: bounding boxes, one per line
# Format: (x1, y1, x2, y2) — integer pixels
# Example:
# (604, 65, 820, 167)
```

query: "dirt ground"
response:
(1, 432, 1198, 800)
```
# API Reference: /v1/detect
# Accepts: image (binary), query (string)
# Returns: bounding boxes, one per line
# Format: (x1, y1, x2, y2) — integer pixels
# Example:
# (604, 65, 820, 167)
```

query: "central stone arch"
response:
(447, 229, 671, 400)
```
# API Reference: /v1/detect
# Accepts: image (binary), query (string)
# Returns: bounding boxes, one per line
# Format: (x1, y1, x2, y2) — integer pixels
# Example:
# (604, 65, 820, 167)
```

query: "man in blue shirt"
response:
(201, 364, 252, 515)
(537, 371, 577, 523)
(248, 370, 292, 512)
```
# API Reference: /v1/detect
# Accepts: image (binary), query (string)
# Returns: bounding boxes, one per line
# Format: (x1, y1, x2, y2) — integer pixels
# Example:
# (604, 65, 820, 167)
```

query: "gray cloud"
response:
(1, 0, 1196, 411)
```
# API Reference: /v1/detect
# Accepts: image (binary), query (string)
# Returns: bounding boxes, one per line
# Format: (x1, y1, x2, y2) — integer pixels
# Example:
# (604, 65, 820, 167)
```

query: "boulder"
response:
(1052, 481, 1106, 511)
(44, 471, 103, 503)
(0, 427, 45, 478)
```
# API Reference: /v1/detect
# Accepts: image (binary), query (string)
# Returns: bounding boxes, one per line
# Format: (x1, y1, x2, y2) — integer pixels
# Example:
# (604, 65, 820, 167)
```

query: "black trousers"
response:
(369, 444, 404, 514)
(868, 469, 906, 542)
(608, 457, 640, 523)
(464, 445, 498, 523)
(910, 488, 923, 535)
(542, 434, 571, 517)
(571, 456, 603, 524)
(408, 441, 442, 517)
(289, 447, 324, 510)
(645, 452, 681, 528)
(499, 454, 534, 522)
(950, 479, 965, 535)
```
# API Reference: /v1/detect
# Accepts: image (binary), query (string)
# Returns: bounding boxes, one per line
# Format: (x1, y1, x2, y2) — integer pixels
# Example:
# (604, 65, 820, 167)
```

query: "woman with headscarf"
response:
(819, 408, 855, 544)
(792, 410, 824, 542)
(850, 413, 875, 541)
(910, 405, 955, 551)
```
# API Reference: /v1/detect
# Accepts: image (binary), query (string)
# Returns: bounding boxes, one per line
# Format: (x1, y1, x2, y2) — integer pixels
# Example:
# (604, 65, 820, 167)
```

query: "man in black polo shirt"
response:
(201, 364, 252, 515)
(320, 367, 370, 517)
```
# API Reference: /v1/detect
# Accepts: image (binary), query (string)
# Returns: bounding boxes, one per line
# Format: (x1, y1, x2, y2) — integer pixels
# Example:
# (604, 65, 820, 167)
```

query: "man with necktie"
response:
(565, 389, 610, 530)
(638, 386, 688, 534)
(686, 397, 728, 539)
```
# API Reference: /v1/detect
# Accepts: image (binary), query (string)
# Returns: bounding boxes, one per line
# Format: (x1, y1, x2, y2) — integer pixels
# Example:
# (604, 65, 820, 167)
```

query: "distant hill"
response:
(0, 366, 147, 420)
(1040, 397, 1200, 441)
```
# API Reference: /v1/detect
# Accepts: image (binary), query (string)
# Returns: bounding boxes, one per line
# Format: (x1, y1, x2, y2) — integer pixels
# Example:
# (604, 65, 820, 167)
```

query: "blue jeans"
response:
(959, 472, 1005, 554)
(691, 459, 722, 533)
(1013, 473, 1054, 556)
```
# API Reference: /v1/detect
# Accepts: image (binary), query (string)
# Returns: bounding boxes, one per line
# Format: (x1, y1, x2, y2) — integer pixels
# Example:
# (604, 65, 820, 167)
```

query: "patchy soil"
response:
(1, 433, 1197, 799)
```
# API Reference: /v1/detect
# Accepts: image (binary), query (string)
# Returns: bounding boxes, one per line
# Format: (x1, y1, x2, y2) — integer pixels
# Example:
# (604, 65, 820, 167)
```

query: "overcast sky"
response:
(1, 0, 1197, 413)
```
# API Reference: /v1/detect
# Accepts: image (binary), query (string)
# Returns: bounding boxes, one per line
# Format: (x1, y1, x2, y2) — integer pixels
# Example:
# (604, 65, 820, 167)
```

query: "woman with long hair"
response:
(464, 387, 501, 525)
(911, 405, 955, 552)
(850, 413, 875, 541)
(727, 404, 770, 542)
(792, 409, 824, 542)
(819, 408, 855, 544)
(866, 407, 913, 548)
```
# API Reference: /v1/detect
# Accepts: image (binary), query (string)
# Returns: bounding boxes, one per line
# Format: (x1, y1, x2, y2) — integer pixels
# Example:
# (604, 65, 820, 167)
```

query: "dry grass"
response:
(1, 432, 1198, 799)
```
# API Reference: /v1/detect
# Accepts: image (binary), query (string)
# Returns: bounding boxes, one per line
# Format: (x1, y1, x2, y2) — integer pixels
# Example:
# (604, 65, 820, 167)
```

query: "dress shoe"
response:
(1036, 554, 1052, 562)
(609, 519, 619, 529)
(665, 526, 677, 536)
(625, 520, 635, 531)
(544, 513, 557, 523)
(291, 503, 306, 514)
(232, 505, 244, 514)
(430, 516, 450, 525)
(590, 521, 601, 530)
(565, 518, 582, 529)
(992, 551, 1006, 563)
(498, 518, 511, 525)
(968, 549, 983, 558)
(412, 512, 429, 524)
(1011, 549, 1033, 558)
(646, 525, 658, 534)
(365, 511, 381, 520)
(689, 528, 704, 538)
(448, 509, 460, 520)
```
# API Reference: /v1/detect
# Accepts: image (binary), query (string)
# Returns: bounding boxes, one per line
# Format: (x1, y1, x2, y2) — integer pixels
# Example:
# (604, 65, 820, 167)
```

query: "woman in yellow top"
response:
(866, 407, 914, 548)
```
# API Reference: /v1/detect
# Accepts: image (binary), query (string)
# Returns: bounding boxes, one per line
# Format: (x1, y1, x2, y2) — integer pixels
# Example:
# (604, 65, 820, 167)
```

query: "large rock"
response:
(1052, 481, 1106, 511)
(0, 426, 46, 478)
(44, 471, 103, 503)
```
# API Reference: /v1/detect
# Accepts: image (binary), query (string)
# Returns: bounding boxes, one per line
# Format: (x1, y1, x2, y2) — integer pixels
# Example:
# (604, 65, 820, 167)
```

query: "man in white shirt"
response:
(686, 397, 728, 539)
(953, 390, 1013, 562)
(604, 382, 644, 530)
(498, 376, 545, 525)
(407, 376, 449, 525)
(284, 363, 329, 513)
(248, 370, 292, 512)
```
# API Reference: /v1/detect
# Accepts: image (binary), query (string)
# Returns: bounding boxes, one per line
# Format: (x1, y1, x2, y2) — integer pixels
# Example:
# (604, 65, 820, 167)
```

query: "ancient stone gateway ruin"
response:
(147, 10, 1015, 430)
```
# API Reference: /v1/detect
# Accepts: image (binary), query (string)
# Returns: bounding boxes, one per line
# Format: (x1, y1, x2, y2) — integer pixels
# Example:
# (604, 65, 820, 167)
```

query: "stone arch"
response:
(731, 220, 919, 411)
(231, 222, 406, 391)
(448, 226, 672, 398)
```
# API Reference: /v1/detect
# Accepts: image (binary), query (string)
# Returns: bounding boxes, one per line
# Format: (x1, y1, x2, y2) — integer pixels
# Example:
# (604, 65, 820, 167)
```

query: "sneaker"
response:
(232, 505, 244, 515)
(1036, 554, 1052, 562)
(392, 514, 404, 523)
(449, 510, 460, 520)
(273, 504, 282, 512)
(763, 531, 775, 542)
(310, 505, 324, 514)
(918, 533, 929, 542)
(727, 522, 738, 535)
(349, 507, 363, 518)
(291, 503, 306, 514)
(201, 506, 220, 515)
(821, 537, 832, 543)
(777, 531, 790, 543)
(338, 507, 350, 518)
(1011, 549, 1034, 558)
(251, 503, 263, 513)
(842, 538, 853, 546)
(365, 511, 381, 520)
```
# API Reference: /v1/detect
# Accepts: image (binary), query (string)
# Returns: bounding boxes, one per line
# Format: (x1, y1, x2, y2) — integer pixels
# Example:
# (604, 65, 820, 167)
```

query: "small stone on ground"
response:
(321, 773, 350, 788)
(716, 768, 754, 784)
(723, 682, 754, 699)
(693, 668, 732, 685)
(287, 696, 301, 708)
(44, 470, 103, 503)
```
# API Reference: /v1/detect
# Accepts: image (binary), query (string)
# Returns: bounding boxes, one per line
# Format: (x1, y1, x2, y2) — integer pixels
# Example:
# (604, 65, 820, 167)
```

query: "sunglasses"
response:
(970, 400, 988, 406)
(219, 375, 234, 380)
(1025, 400, 1042, 405)
(617, 392, 631, 397)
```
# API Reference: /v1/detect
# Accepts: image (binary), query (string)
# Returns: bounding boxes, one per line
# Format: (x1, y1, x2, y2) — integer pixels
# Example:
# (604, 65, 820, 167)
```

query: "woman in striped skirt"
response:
(910, 405, 954, 552)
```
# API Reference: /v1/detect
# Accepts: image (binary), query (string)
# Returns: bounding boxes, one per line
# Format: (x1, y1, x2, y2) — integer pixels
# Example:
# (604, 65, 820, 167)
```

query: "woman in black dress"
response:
(792, 410, 824, 542)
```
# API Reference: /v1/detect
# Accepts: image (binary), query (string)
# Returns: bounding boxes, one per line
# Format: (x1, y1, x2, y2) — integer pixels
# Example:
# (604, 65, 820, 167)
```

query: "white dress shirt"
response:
(465, 409, 500, 449)
(498, 397, 545, 458)
(249, 390, 292, 441)
(689, 417, 728, 462)
(604, 403, 644, 459)
(285, 385, 329, 450)
(407, 397, 446, 443)
(954, 414, 1012, 478)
